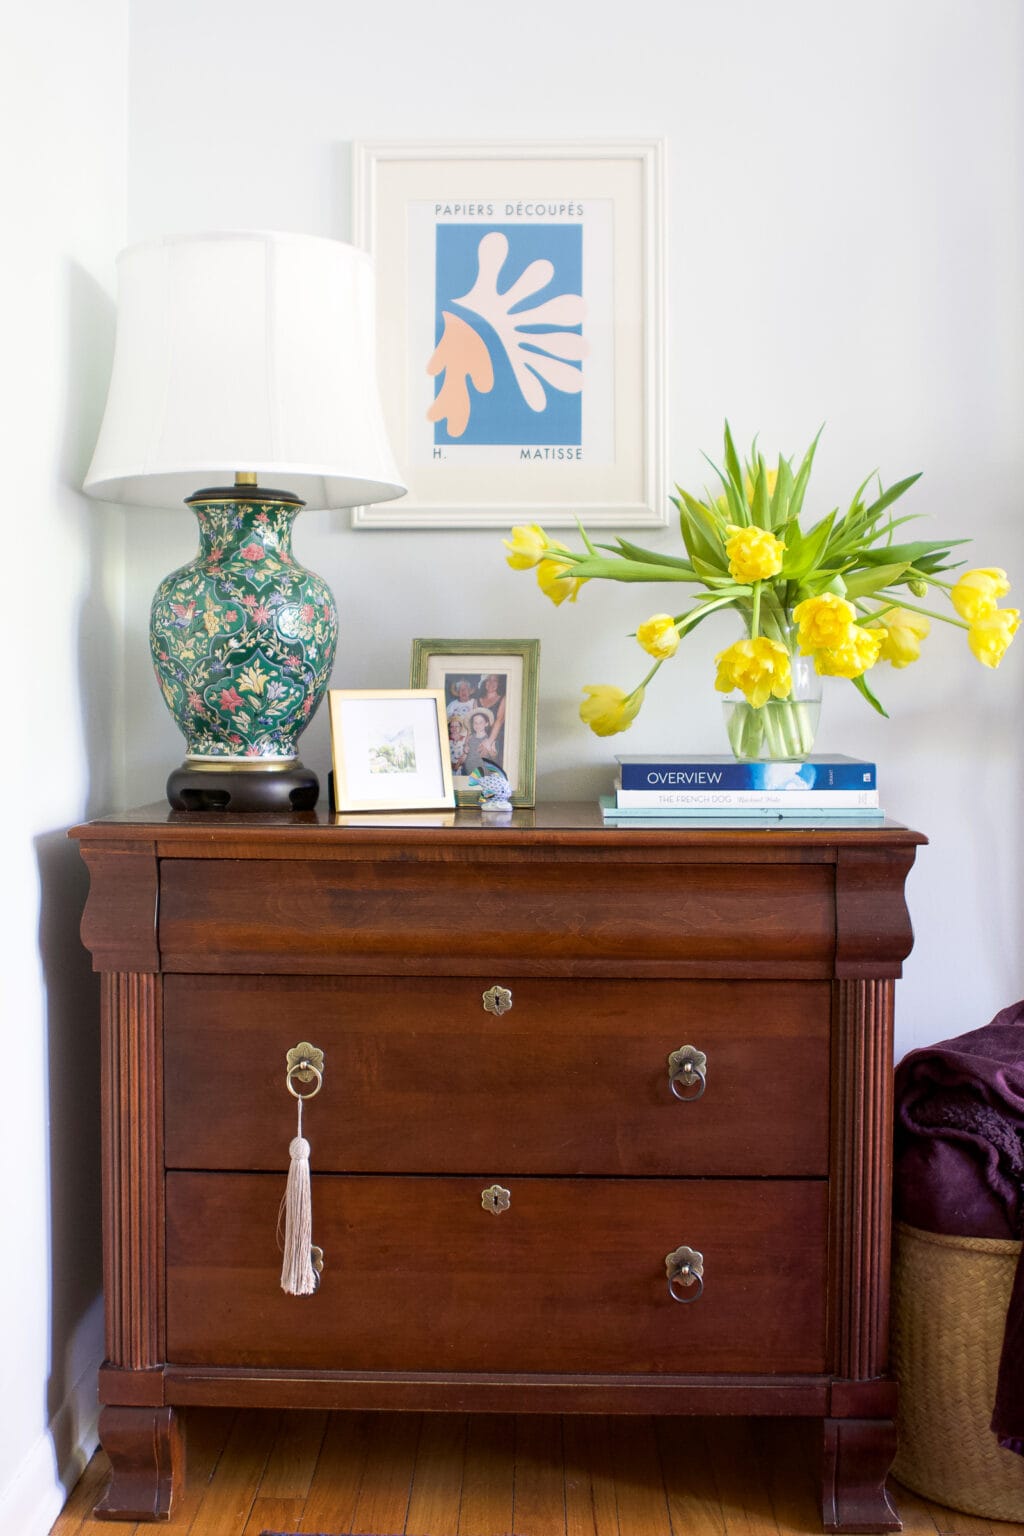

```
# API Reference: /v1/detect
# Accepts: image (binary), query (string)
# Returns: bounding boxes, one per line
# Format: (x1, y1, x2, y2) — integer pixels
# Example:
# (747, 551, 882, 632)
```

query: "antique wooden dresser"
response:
(71, 804, 924, 1531)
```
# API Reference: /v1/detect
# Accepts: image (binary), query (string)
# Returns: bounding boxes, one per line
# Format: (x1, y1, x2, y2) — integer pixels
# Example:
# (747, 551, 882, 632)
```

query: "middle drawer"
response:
(164, 975, 829, 1177)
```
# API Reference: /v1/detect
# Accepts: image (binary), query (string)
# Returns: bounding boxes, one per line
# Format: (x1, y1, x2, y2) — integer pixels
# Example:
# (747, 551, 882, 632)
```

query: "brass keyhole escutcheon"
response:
(482, 986, 513, 1017)
(481, 1184, 511, 1214)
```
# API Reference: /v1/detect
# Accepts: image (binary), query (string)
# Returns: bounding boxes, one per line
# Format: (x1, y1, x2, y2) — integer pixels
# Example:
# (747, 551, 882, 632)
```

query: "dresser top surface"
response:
(70, 800, 926, 854)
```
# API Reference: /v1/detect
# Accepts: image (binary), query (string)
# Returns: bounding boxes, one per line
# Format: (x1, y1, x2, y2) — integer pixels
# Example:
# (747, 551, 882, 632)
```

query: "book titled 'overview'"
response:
(615, 753, 876, 792)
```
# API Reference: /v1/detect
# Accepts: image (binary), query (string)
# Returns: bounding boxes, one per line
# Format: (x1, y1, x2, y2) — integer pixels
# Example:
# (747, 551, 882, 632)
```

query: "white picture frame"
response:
(351, 138, 667, 530)
(328, 689, 456, 812)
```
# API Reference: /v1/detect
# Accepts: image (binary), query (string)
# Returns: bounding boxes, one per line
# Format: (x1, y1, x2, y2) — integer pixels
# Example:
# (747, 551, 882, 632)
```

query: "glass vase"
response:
(722, 650, 822, 762)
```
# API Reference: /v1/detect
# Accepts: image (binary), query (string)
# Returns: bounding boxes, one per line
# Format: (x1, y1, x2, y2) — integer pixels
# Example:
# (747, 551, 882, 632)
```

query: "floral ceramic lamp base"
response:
(151, 486, 338, 812)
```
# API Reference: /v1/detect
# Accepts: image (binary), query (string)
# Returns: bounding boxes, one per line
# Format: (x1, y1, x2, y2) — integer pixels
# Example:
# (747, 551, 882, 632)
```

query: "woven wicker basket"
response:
(891, 1220, 1024, 1521)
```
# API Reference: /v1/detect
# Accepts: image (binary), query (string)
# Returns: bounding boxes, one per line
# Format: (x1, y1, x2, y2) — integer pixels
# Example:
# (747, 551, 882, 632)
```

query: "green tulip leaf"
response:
(842, 562, 911, 598)
(723, 421, 744, 498)
(690, 554, 736, 584)
(769, 454, 793, 530)
(851, 670, 889, 717)
(855, 538, 968, 568)
(786, 426, 824, 525)
(677, 591, 747, 632)
(782, 511, 837, 581)
(675, 489, 730, 567)
(608, 538, 696, 573)
(861, 473, 922, 523)
(750, 455, 771, 529)
(567, 555, 699, 583)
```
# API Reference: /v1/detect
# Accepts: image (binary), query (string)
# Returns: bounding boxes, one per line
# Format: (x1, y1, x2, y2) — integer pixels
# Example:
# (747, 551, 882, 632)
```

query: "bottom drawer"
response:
(166, 1173, 827, 1375)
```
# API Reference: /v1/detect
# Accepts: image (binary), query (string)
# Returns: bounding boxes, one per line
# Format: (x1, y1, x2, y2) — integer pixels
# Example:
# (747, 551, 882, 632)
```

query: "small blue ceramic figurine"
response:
(467, 760, 513, 812)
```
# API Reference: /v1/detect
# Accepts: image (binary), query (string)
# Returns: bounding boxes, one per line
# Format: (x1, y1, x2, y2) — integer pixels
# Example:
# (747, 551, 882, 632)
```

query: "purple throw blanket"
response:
(893, 1000, 1024, 1454)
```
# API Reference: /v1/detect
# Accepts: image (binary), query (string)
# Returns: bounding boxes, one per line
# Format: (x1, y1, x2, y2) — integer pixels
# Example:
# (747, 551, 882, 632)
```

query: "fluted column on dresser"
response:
(821, 841, 917, 1534)
(79, 842, 184, 1519)
(829, 977, 897, 1382)
(822, 977, 901, 1533)
(101, 971, 163, 1371)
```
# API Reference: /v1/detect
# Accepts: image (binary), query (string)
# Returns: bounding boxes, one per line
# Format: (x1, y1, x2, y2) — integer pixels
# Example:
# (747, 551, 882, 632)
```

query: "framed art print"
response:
(352, 139, 666, 529)
(328, 689, 456, 812)
(410, 639, 539, 805)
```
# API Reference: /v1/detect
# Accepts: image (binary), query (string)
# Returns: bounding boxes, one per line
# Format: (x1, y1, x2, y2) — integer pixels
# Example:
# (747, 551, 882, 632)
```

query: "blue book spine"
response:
(617, 758, 876, 791)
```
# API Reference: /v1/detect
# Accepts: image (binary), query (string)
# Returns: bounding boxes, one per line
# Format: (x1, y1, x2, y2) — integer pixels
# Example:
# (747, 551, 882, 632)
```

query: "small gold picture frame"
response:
(410, 639, 539, 806)
(328, 689, 456, 813)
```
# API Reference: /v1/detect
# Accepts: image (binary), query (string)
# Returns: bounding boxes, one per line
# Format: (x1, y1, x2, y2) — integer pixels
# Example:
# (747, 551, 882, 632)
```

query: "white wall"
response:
(0, 1, 127, 1530)
(122, 0, 1023, 1055)
(3, 4, 1011, 1528)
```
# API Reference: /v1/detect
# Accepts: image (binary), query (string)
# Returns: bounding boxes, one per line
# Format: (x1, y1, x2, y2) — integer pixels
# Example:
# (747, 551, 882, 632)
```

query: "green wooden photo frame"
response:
(410, 638, 540, 806)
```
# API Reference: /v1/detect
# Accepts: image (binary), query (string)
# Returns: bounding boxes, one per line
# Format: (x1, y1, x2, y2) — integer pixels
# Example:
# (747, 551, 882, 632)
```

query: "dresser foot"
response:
(821, 1417, 901, 1533)
(93, 1406, 184, 1521)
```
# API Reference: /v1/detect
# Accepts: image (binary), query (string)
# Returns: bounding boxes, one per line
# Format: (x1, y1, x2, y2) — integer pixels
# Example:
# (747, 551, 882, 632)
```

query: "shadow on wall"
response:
(35, 831, 102, 1483)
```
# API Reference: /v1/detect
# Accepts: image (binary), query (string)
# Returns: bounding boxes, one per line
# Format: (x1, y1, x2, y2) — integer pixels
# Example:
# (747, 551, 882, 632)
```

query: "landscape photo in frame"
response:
(328, 689, 455, 812)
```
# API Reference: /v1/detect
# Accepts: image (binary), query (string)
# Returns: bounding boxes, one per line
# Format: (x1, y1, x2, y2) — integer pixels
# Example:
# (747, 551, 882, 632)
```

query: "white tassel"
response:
(279, 1100, 317, 1296)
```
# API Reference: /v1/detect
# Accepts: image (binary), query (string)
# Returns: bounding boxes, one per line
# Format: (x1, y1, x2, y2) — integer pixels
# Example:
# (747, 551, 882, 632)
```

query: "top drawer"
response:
(157, 856, 836, 975)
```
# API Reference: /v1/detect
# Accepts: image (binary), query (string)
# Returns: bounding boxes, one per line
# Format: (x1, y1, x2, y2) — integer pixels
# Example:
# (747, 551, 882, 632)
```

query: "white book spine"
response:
(614, 787, 880, 809)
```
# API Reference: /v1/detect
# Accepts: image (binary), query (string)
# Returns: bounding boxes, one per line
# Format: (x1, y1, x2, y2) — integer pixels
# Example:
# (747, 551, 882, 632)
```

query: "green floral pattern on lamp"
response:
(150, 497, 338, 760)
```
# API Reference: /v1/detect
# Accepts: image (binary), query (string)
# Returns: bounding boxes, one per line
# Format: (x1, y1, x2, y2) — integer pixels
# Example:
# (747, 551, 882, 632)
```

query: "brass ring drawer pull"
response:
(481, 1184, 511, 1214)
(285, 1043, 324, 1100)
(310, 1245, 325, 1292)
(668, 1045, 707, 1101)
(665, 1245, 704, 1303)
(482, 986, 513, 1017)
(280, 1046, 325, 1297)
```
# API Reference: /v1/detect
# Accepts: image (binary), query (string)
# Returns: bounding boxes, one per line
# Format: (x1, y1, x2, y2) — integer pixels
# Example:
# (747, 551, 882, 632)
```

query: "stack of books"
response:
(600, 753, 883, 825)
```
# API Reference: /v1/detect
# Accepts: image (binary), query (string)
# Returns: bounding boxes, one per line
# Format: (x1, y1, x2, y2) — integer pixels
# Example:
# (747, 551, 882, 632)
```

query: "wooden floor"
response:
(50, 1410, 1024, 1536)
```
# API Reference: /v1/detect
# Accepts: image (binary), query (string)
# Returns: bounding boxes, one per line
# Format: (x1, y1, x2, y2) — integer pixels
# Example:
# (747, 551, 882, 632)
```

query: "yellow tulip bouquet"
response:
(503, 424, 1019, 760)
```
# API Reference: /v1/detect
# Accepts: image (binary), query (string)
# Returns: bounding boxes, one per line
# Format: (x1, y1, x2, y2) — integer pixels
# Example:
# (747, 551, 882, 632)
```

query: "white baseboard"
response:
(0, 1296, 103, 1536)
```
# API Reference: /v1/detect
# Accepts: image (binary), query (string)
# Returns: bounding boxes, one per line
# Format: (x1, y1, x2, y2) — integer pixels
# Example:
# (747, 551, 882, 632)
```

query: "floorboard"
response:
(48, 1410, 1024, 1536)
(458, 1414, 515, 1536)
(51, 1452, 117, 1536)
(183, 1410, 279, 1536)
(608, 1418, 673, 1536)
(703, 1417, 780, 1536)
(301, 1411, 373, 1536)
(657, 1416, 728, 1536)
(347, 1412, 421, 1536)
(405, 1414, 468, 1536)
(886, 1480, 943, 1536)
(512, 1415, 566, 1536)
(260, 1410, 330, 1504)
(751, 1419, 820, 1536)
(562, 1416, 619, 1536)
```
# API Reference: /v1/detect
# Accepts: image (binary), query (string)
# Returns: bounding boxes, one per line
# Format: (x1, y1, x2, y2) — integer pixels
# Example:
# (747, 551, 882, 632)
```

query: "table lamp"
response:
(84, 230, 405, 811)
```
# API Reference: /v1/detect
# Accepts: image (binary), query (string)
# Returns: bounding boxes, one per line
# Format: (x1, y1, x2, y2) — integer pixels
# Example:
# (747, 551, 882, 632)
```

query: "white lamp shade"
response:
(84, 230, 406, 510)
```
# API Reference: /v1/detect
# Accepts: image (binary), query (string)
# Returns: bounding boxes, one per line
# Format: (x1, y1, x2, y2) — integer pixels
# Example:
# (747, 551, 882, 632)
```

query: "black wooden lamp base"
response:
(166, 760, 319, 812)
